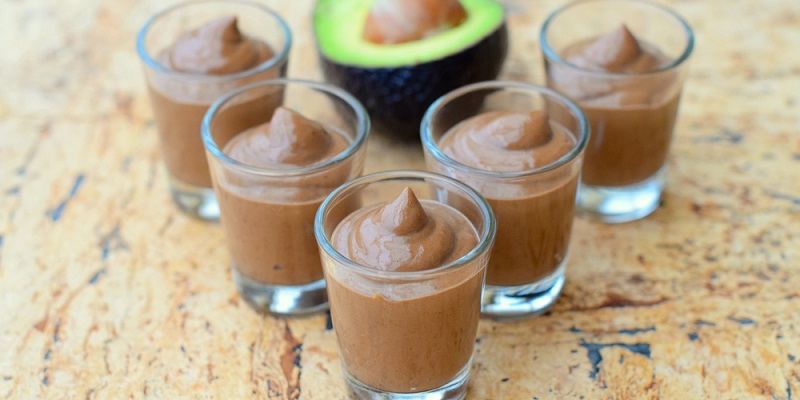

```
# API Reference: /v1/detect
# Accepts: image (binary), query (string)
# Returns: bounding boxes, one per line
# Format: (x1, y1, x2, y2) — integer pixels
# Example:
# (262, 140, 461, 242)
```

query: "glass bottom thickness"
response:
(481, 262, 566, 321)
(168, 175, 220, 222)
(344, 359, 470, 400)
(577, 168, 666, 224)
(233, 269, 329, 316)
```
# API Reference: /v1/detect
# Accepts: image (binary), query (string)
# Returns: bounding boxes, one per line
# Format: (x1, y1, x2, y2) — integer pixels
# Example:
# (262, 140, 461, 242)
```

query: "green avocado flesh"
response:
(314, 0, 505, 67)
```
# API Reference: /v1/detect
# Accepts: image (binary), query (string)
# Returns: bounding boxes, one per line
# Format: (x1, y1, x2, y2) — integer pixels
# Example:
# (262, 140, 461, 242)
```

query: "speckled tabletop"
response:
(1, 0, 799, 398)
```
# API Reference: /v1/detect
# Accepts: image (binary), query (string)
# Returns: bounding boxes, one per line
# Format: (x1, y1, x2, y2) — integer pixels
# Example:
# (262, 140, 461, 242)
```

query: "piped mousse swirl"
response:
(558, 24, 674, 107)
(551, 24, 680, 186)
(566, 24, 663, 74)
(164, 15, 274, 74)
(224, 107, 347, 168)
(439, 110, 575, 172)
(217, 107, 351, 286)
(332, 187, 477, 272)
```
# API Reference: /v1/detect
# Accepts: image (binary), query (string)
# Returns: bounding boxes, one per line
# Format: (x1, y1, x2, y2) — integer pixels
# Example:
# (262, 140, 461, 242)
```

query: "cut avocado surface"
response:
(315, 0, 505, 67)
(313, 0, 508, 139)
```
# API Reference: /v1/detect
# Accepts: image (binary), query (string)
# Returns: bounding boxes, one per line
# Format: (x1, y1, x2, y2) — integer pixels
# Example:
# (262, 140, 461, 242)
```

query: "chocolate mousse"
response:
(218, 107, 350, 285)
(439, 110, 578, 286)
(147, 16, 280, 187)
(549, 24, 681, 187)
(327, 187, 482, 392)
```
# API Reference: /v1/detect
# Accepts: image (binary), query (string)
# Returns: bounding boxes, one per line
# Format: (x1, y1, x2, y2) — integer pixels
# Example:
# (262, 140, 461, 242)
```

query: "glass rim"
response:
(539, 0, 695, 77)
(420, 80, 590, 179)
(314, 170, 497, 281)
(201, 78, 370, 177)
(136, 0, 292, 80)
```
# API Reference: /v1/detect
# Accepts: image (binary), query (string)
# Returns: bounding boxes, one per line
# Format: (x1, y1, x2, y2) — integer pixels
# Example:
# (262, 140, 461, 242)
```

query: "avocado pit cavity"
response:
(363, 0, 467, 44)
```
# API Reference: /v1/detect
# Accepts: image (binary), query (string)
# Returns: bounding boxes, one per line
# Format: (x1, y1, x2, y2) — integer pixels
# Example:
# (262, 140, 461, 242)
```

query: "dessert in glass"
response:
(315, 170, 495, 399)
(422, 81, 588, 319)
(540, 0, 694, 223)
(137, 0, 291, 220)
(203, 78, 369, 315)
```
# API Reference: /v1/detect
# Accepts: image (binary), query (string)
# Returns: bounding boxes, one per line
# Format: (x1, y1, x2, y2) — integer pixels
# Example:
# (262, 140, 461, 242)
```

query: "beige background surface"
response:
(1, 0, 799, 398)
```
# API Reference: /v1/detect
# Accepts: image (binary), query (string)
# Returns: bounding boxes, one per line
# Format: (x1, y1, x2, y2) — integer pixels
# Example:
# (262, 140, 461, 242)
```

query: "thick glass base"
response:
(481, 262, 565, 321)
(168, 175, 220, 222)
(577, 169, 665, 224)
(233, 269, 329, 316)
(344, 360, 470, 400)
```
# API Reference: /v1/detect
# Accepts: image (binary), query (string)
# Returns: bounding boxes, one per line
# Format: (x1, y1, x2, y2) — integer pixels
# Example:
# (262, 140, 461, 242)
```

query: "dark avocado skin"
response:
(320, 23, 508, 141)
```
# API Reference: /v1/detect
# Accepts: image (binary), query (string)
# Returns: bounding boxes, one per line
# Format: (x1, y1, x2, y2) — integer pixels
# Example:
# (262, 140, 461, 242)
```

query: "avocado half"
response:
(314, 0, 508, 140)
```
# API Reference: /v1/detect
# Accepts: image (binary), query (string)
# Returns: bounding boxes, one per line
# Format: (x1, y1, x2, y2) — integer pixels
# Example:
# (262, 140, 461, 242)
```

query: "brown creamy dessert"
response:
(439, 110, 577, 286)
(218, 107, 349, 285)
(551, 24, 680, 187)
(328, 187, 481, 392)
(147, 16, 278, 187)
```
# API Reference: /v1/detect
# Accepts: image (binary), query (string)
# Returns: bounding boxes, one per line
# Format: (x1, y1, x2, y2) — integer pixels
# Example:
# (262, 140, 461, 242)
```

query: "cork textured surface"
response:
(1, 0, 799, 398)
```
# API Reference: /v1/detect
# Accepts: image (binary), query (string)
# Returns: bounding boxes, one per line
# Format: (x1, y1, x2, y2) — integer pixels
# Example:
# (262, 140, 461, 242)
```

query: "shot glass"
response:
(137, 0, 291, 221)
(203, 79, 369, 315)
(422, 81, 589, 320)
(315, 171, 496, 400)
(540, 0, 694, 223)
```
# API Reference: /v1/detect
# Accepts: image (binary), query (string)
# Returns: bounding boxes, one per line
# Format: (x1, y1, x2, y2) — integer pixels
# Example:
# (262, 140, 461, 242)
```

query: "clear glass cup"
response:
(540, 0, 694, 223)
(203, 78, 370, 315)
(137, 0, 291, 221)
(315, 170, 496, 400)
(421, 81, 589, 320)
